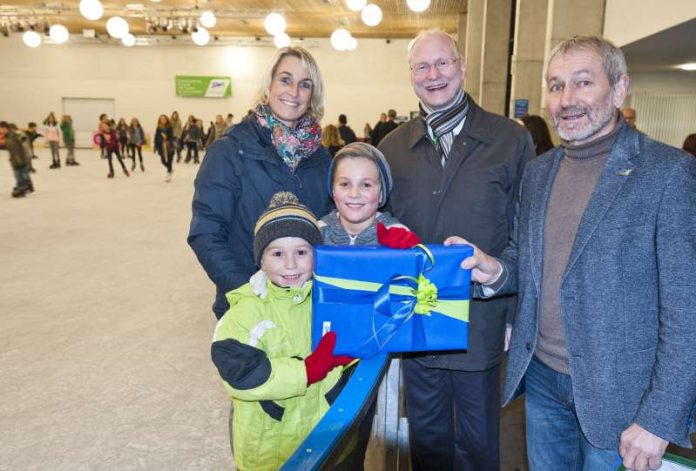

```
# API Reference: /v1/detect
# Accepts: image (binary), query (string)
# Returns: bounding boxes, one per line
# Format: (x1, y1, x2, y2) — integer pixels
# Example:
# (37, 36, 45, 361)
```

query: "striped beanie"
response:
(327, 142, 393, 207)
(253, 192, 322, 266)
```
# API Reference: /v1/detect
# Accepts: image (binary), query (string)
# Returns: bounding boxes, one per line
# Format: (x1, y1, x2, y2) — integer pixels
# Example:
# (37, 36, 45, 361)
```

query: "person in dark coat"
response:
(154, 114, 175, 182)
(372, 109, 398, 146)
(520, 114, 554, 155)
(188, 46, 333, 321)
(379, 29, 535, 471)
(337, 114, 357, 144)
(1, 121, 34, 197)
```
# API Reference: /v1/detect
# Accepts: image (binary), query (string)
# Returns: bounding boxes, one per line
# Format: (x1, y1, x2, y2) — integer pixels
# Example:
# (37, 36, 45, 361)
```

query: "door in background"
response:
(62, 97, 115, 149)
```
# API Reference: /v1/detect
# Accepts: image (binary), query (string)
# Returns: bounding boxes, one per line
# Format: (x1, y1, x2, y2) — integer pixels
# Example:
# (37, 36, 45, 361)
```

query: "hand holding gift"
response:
(444, 236, 503, 285)
(305, 331, 354, 386)
(376, 223, 421, 249)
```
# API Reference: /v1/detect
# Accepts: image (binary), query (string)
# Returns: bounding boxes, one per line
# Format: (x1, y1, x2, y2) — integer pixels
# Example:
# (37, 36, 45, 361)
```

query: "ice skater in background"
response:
(211, 192, 353, 471)
(60, 115, 79, 166)
(1, 121, 34, 197)
(43, 112, 61, 169)
(128, 117, 145, 172)
(154, 114, 174, 182)
(101, 121, 129, 179)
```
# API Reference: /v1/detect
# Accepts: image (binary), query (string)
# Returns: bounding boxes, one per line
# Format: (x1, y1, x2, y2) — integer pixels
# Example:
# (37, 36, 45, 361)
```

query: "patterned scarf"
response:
(419, 88, 470, 166)
(255, 104, 322, 172)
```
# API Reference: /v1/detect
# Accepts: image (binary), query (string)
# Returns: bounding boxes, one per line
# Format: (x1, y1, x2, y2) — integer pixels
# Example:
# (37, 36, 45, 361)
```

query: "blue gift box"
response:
(312, 244, 473, 358)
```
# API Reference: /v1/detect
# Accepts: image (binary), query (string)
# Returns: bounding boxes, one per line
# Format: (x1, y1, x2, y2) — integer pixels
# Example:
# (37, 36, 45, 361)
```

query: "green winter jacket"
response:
(60, 121, 74, 145)
(211, 280, 346, 471)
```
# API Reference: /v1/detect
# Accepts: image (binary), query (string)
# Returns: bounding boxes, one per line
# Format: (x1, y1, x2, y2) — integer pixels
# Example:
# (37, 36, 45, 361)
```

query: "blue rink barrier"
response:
(280, 352, 390, 470)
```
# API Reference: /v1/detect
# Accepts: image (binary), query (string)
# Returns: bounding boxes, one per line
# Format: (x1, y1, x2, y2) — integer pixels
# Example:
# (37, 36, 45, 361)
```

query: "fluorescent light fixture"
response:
(677, 63, 696, 71)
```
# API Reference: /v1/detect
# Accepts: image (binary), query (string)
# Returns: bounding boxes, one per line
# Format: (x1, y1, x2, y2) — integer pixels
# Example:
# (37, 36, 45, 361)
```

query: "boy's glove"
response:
(305, 331, 354, 386)
(376, 223, 422, 249)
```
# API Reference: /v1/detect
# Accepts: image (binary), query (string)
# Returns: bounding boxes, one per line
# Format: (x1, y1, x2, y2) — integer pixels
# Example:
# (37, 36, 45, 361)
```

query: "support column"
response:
(509, 0, 549, 118)
(480, 0, 514, 115)
(464, 0, 485, 102)
(456, 12, 467, 57)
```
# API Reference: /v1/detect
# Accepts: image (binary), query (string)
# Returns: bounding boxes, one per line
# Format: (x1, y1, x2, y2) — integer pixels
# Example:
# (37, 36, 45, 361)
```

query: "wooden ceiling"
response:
(0, 0, 466, 39)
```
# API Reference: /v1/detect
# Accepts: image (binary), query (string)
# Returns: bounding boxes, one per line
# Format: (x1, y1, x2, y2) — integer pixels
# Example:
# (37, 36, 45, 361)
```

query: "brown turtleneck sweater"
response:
(535, 117, 624, 374)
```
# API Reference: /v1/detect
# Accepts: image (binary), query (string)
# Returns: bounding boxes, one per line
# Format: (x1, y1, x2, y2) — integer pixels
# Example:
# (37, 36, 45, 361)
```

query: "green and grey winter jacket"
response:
(211, 280, 346, 471)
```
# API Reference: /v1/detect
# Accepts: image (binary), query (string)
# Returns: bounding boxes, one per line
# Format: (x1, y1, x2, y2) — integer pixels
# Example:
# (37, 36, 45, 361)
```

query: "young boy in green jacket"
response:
(211, 192, 352, 471)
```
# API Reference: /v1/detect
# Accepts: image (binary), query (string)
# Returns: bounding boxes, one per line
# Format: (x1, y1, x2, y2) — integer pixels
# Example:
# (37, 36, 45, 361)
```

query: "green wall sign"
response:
(175, 76, 232, 98)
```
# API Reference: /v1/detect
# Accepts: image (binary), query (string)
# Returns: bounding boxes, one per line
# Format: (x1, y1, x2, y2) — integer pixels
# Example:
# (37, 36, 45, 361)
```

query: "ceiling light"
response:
(345, 36, 357, 50)
(330, 28, 352, 51)
(23, 29, 42, 47)
(361, 4, 382, 26)
(273, 32, 290, 48)
(121, 33, 135, 46)
(106, 16, 129, 39)
(200, 10, 216, 28)
(407, 0, 431, 12)
(79, 0, 104, 21)
(49, 24, 69, 43)
(677, 63, 696, 71)
(264, 12, 286, 36)
(191, 26, 209, 46)
(346, 0, 367, 11)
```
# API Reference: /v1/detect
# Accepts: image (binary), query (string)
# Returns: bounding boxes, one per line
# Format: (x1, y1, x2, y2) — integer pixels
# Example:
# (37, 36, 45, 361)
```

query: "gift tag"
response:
(322, 321, 332, 336)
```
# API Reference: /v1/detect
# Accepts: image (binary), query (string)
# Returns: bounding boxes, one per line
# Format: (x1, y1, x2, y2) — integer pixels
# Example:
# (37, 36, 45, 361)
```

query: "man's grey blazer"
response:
(495, 123, 696, 449)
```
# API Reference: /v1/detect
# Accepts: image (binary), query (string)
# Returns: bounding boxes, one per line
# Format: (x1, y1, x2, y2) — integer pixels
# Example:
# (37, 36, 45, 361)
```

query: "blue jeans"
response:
(13, 165, 31, 191)
(525, 355, 620, 470)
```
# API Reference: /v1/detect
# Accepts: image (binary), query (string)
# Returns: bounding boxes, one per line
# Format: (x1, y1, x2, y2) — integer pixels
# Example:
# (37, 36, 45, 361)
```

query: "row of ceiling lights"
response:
(9, 0, 433, 49)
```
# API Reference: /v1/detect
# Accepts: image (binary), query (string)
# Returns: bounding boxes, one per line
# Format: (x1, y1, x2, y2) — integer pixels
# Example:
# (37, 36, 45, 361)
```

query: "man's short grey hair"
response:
(408, 29, 462, 65)
(547, 36, 628, 87)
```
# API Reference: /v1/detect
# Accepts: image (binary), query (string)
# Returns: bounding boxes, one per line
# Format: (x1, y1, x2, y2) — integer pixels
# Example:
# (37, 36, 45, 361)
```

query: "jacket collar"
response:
(406, 95, 492, 149)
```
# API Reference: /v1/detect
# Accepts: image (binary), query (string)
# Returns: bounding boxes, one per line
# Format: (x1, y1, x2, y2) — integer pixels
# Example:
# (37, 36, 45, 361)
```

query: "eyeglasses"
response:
(410, 58, 459, 77)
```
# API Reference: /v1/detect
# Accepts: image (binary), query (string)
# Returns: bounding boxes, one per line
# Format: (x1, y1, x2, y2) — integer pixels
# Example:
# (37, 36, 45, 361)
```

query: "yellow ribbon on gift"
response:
(312, 273, 469, 323)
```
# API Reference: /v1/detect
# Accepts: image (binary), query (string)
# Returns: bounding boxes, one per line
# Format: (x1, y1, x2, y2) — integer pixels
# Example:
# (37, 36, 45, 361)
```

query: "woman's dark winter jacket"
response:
(154, 125, 174, 156)
(188, 115, 333, 318)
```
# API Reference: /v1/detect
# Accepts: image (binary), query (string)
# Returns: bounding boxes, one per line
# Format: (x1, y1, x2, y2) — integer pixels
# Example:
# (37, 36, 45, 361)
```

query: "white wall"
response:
(604, 0, 696, 46)
(0, 36, 416, 139)
(627, 71, 696, 95)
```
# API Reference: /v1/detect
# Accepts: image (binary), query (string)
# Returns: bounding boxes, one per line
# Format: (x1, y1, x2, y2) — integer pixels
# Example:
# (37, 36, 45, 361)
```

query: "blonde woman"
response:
(321, 124, 344, 157)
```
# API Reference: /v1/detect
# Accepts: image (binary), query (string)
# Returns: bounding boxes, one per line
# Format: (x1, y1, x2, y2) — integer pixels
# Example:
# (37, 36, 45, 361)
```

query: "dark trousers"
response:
(129, 145, 143, 164)
(185, 141, 199, 162)
(403, 358, 501, 471)
(159, 148, 173, 173)
(106, 149, 127, 174)
(13, 165, 32, 191)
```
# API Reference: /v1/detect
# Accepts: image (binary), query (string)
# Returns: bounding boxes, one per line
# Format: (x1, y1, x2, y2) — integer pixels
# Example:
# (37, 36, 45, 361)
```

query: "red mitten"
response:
(333, 354, 355, 368)
(376, 223, 422, 249)
(305, 331, 338, 386)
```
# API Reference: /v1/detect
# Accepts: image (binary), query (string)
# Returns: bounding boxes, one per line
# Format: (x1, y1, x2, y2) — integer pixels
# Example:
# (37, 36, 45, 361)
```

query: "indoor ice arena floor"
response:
(1, 148, 693, 470)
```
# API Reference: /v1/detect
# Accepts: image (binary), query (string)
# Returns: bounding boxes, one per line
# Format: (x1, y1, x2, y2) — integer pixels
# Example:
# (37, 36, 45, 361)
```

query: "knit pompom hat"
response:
(253, 192, 322, 266)
(327, 142, 393, 207)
